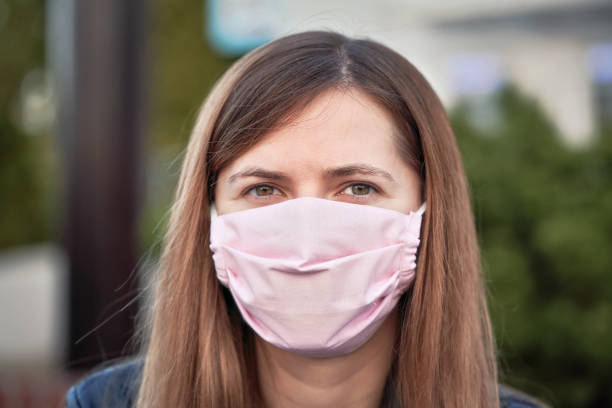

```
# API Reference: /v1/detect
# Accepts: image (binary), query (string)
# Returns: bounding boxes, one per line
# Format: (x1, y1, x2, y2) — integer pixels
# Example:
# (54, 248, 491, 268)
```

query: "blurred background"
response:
(1, 0, 611, 406)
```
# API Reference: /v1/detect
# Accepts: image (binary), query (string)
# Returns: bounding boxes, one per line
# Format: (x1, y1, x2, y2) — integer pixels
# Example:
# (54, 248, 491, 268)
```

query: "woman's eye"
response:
(342, 183, 375, 196)
(246, 185, 279, 197)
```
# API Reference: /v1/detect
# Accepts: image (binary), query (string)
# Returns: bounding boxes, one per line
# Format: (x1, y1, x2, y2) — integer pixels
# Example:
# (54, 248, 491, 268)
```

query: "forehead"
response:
(218, 88, 405, 176)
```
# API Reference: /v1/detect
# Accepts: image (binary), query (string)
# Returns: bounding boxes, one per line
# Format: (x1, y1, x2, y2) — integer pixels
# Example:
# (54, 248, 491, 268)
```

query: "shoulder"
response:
(65, 361, 544, 408)
(499, 384, 547, 408)
(65, 358, 144, 408)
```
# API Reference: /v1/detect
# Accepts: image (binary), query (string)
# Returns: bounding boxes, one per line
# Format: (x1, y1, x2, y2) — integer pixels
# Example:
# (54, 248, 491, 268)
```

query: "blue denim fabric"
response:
(65, 359, 142, 408)
(65, 359, 543, 407)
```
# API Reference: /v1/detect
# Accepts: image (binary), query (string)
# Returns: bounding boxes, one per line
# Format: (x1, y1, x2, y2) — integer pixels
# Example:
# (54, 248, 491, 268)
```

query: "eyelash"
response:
(243, 182, 381, 200)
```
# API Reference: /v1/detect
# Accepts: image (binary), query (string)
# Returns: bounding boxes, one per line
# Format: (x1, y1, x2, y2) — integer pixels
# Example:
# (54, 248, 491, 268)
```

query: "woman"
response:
(66, 30, 543, 408)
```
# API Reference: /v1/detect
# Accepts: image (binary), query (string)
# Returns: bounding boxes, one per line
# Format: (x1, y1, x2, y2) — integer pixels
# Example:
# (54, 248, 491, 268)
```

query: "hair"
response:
(135, 30, 499, 407)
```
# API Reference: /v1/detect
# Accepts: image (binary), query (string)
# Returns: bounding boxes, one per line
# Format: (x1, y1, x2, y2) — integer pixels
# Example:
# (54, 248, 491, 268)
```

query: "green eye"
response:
(252, 185, 275, 196)
(338, 183, 378, 201)
(349, 184, 372, 195)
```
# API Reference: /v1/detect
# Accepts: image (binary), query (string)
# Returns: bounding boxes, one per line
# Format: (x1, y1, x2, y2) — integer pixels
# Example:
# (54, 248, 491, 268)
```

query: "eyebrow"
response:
(228, 167, 291, 184)
(227, 163, 396, 184)
(324, 163, 396, 183)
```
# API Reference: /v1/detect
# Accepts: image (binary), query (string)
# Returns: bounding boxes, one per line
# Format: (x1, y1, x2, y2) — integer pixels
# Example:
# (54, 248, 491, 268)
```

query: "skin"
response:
(214, 87, 422, 408)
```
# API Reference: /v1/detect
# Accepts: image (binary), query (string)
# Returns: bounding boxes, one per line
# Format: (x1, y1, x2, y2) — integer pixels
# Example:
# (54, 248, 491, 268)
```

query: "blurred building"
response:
(209, 0, 612, 146)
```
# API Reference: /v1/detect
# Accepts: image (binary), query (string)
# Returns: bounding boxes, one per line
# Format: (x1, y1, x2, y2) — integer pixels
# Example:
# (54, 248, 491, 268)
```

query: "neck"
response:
(255, 308, 398, 408)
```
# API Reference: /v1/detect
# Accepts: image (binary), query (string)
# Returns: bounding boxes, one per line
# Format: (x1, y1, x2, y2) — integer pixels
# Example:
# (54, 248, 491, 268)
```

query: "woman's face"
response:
(214, 88, 422, 215)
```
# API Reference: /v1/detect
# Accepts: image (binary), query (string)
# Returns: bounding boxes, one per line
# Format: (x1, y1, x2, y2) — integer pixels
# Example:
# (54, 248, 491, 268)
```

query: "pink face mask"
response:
(209, 197, 425, 358)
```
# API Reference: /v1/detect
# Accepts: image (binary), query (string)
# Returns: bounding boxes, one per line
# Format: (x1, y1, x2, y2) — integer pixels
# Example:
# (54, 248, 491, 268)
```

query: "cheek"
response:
(212, 171, 238, 215)
(393, 168, 423, 213)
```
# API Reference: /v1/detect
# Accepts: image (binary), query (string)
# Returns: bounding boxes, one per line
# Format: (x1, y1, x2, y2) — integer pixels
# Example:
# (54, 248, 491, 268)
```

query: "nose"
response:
(291, 181, 326, 200)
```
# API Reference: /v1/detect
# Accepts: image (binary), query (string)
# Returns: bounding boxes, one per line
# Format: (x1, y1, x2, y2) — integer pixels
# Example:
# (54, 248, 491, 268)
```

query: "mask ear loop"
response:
(210, 202, 217, 219)
(416, 201, 426, 216)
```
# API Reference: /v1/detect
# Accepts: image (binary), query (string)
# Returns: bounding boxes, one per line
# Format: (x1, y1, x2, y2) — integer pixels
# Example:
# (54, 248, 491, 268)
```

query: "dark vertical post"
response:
(60, 0, 147, 369)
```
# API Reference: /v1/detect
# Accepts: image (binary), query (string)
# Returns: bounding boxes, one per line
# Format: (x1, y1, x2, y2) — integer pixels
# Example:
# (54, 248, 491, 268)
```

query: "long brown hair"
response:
(136, 30, 499, 407)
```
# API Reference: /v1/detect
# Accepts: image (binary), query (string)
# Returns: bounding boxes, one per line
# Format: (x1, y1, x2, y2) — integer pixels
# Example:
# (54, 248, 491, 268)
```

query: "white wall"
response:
(0, 245, 67, 371)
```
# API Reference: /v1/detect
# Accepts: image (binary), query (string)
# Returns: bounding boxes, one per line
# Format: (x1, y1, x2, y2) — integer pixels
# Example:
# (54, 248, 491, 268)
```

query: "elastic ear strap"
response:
(210, 203, 217, 219)
(416, 201, 426, 216)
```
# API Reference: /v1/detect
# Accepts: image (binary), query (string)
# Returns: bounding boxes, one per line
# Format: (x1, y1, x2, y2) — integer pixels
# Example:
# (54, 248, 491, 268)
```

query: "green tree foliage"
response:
(0, 0, 51, 248)
(139, 0, 234, 255)
(0, 118, 51, 247)
(451, 86, 612, 408)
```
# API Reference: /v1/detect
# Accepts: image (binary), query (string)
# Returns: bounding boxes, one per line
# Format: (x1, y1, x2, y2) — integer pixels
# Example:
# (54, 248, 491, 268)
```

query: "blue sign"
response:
(206, 0, 277, 57)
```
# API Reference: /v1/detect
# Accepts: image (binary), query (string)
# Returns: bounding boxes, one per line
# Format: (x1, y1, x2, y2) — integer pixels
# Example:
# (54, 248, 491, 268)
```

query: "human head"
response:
(137, 30, 498, 407)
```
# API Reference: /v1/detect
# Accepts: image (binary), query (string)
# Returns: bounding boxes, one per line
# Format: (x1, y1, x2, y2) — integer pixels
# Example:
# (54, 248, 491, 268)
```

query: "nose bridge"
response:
(287, 163, 327, 199)
(293, 179, 325, 199)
